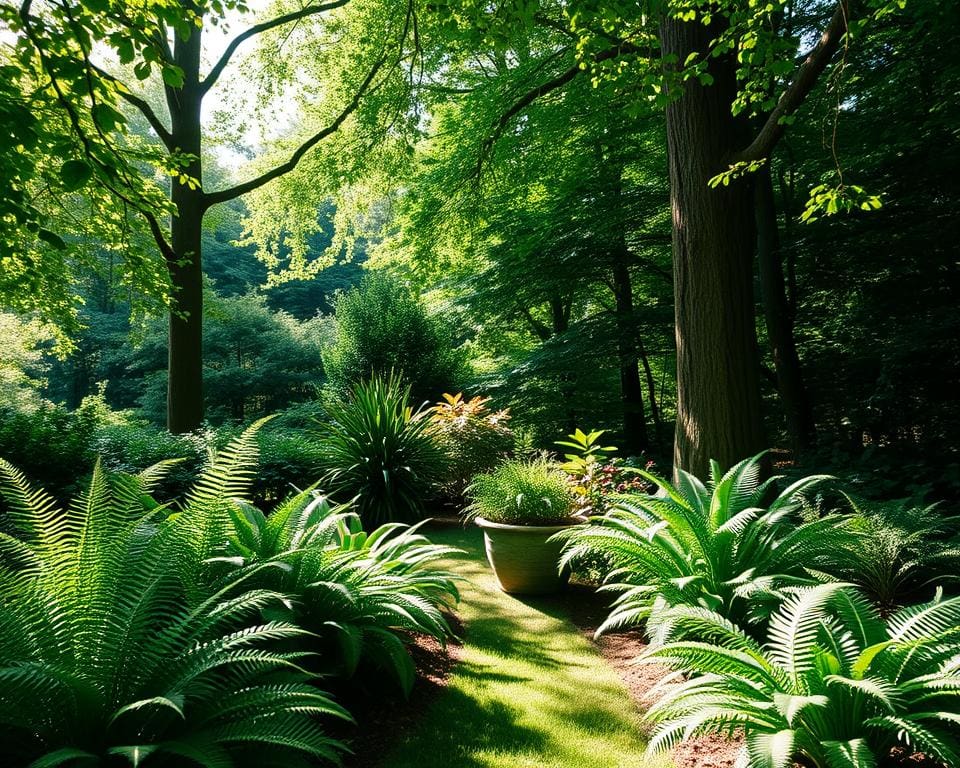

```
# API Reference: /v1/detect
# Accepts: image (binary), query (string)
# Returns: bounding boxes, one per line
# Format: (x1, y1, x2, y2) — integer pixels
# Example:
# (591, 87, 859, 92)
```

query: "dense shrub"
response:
(323, 273, 464, 403)
(558, 453, 855, 640)
(94, 418, 326, 505)
(465, 457, 574, 525)
(430, 393, 514, 502)
(0, 393, 111, 500)
(643, 584, 960, 768)
(316, 374, 446, 526)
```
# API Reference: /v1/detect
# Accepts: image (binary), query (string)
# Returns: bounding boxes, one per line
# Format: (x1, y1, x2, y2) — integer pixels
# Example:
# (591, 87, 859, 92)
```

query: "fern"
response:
(0, 456, 350, 767)
(643, 586, 960, 768)
(557, 452, 851, 641)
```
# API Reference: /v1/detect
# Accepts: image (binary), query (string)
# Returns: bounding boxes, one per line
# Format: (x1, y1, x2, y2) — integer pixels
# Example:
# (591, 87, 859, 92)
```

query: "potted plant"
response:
(465, 457, 578, 594)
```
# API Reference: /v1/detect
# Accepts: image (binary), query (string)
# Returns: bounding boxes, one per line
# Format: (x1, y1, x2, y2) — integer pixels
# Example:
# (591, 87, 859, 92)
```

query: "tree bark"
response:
(165, 22, 205, 434)
(661, 15, 767, 478)
(755, 164, 816, 452)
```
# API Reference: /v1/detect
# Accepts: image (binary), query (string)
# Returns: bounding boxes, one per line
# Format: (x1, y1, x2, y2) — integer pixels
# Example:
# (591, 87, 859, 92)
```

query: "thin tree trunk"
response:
(661, 15, 767, 478)
(755, 164, 816, 451)
(637, 337, 663, 445)
(612, 256, 649, 454)
(165, 22, 205, 434)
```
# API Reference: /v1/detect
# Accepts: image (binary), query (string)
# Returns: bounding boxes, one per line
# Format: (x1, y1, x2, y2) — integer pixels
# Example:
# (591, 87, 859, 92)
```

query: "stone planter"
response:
(475, 517, 574, 595)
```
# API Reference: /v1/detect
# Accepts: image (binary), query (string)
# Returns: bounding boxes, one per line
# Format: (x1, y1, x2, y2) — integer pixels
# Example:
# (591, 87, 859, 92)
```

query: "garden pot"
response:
(475, 517, 573, 595)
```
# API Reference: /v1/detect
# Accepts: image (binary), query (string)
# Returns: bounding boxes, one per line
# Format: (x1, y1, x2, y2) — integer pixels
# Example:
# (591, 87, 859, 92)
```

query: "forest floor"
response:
(343, 524, 739, 768)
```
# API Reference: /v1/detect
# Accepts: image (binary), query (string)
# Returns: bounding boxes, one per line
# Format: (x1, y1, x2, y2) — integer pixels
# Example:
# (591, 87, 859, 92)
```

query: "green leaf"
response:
(162, 65, 185, 88)
(37, 229, 66, 250)
(60, 159, 92, 191)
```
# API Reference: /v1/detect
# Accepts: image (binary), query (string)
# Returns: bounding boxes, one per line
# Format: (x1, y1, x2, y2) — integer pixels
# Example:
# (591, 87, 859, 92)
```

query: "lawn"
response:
(369, 524, 673, 768)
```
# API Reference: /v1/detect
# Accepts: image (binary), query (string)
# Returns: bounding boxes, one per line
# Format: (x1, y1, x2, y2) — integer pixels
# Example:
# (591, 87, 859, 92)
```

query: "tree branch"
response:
(199, 0, 350, 96)
(90, 64, 174, 149)
(202, 55, 386, 208)
(479, 41, 639, 172)
(735, 0, 853, 163)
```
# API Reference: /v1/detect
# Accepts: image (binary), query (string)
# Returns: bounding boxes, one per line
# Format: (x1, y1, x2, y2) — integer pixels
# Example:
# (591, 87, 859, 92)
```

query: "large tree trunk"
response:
(755, 164, 816, 452)
(661, 16, 767, 478)
(165, 24, 206, 434)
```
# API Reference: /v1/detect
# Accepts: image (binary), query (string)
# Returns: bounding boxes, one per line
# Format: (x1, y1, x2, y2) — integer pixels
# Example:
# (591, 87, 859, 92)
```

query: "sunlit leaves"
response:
(801, 183, 883, 224)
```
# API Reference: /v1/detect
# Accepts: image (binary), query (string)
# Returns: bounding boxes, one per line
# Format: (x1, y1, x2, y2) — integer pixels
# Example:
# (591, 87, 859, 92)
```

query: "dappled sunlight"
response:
(372, 525, 672, 768)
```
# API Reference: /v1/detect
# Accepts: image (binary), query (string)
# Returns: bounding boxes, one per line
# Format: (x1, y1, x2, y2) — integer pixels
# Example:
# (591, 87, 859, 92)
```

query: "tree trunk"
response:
(637, 337, 663, 445)
(661, 15, 767, 478)
(755, 164, 816, 452)
(612, 256, 649, 455)
(165, 23, 205, 434)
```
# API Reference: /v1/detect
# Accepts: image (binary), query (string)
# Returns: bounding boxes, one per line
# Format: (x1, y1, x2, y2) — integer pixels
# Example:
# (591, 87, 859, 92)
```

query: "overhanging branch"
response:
(735, 0, 852, 163)
(479, 41, 640, 172)
(199, 0, 350, 97)
(90, 64, 174, 149)
(202, 54, 386, 208)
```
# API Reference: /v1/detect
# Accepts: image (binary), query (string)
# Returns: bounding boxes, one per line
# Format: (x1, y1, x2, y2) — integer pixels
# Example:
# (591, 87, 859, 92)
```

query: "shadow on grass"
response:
(367, 523, 660, 768)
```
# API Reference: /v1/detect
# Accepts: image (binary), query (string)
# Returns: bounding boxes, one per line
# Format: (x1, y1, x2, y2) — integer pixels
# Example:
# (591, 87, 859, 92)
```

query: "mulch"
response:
(337, 614, 464, 768)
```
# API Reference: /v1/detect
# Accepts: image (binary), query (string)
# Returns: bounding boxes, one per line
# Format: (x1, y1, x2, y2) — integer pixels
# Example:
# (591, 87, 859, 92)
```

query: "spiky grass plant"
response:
(557, 453, 853, 640)
(316, 374, 446, 526)
(219, 490, 462, 696)
(642, 583, 960, 768)
(0, 457, 349, 768)
(464, 457, 575, 526)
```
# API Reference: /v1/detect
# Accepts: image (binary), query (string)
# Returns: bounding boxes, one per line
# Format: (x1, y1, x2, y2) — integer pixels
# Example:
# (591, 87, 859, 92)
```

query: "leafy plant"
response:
(430, 392, 514, 501)
(0, 457, 350, 767)
(465, 457, 574, 526)
(555, 428, 651, 515)
(827, 496, 960, 612)
(316, 374, 447, 526)
(219, 490, 462, 696)
(642, 583, 960, 768)
(557, 453, 852, 639)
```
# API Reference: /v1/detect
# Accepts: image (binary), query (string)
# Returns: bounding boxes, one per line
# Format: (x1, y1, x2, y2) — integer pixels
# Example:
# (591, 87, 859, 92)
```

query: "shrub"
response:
(0, 458, 350, 767)
(642, 584, 960, 768)
(556, 428, 653, 515)
(0, 391, 118, 501)
(557, 453, 854, 640)
(93, 417, 327, 506)
(430, 393, 514, 502)
(465, 457, 575, 526)
(316, 374, 446, 526)
(322, 273, 464, 403)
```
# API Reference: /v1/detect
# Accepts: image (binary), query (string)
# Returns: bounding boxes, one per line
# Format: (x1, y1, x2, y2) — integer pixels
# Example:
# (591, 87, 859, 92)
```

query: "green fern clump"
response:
(829, 496, 960, 612)
(218, 489, 462, 696)
(316, 374, 447, 526)
(642, 583, 960, 768)
(0, 456, 350, 767)
(557, 452, 853, 640)
(465, 457, 575, 526)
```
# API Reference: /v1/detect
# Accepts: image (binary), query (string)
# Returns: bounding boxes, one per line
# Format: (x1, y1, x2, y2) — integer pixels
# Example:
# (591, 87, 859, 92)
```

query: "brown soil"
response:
(561, 581, 743, 768)
(337, 614, 464, 768)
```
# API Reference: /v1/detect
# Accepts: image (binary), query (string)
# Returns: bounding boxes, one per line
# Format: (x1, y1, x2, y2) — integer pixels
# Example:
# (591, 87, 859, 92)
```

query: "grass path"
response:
(372, 525, 671, 768)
